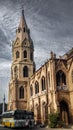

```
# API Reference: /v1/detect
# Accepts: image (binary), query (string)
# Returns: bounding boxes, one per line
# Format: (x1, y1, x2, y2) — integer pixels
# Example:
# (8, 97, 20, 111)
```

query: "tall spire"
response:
(22, 9, 24, 19)
(21, 4, 25, 20)
(16, 8, 29, 42)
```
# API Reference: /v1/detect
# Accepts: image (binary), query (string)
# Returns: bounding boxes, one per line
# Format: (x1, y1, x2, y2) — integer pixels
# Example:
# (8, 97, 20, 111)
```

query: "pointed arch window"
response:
(35, 81, 39, 94)
(16, 51, 20, 58)
(14, 66, 18, 72)
(56, 70, 66, 86)
(24, 50, 27, 58)
(23, 66, 28, 77)
(30, 85, 33, 96)
(19, 86, 24, 98)
(41, 76, 46, 91)
(71, 70, 73, 83)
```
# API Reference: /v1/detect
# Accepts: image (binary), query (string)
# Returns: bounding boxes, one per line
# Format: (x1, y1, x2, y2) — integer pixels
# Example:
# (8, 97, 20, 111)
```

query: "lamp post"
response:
(3, 94, 5, 113)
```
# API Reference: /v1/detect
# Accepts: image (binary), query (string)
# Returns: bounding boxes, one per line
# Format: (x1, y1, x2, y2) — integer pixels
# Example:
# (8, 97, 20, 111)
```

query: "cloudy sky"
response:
(0, 0, 73, 103)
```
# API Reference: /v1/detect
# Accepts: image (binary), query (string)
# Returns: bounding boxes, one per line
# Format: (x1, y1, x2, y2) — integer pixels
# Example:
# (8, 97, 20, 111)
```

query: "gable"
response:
(55, 60, 67, 72)
(13, 37, 20, 47)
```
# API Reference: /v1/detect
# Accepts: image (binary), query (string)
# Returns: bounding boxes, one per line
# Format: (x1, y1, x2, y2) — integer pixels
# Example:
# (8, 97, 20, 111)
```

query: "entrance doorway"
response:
(60, 100, 70, 125)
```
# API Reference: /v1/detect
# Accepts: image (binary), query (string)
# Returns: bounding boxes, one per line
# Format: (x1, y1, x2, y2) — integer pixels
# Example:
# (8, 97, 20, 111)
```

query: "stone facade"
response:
(8, 9, 73, 124)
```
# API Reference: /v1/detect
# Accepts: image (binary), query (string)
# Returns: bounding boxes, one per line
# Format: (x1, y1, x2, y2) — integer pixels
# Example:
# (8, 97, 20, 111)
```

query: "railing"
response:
(57, 85, 68, 91)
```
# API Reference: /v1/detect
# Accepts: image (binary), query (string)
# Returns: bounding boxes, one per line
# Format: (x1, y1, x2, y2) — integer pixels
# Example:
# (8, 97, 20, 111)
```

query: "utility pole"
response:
(3, 94, 5, 113)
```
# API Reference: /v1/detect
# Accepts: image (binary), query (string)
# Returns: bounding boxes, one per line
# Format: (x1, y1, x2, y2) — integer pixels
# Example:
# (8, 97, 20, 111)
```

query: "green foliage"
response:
(48, 112, 60, 128)
(57, 120, 64, 127)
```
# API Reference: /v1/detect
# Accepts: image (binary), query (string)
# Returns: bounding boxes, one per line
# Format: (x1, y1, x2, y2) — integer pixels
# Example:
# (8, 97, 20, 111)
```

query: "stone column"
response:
(34, 104, 39, 125)
(42, 102, 46, 125)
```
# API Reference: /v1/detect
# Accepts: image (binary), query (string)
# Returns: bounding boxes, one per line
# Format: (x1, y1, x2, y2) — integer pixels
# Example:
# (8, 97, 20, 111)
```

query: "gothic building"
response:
(8, 9, 73, 125)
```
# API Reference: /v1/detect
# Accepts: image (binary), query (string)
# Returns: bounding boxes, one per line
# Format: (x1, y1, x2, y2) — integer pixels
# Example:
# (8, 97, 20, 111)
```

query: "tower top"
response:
(22, 9, 24, 18)
(16, 8, 30, 42)
(18, 8, 28, 31)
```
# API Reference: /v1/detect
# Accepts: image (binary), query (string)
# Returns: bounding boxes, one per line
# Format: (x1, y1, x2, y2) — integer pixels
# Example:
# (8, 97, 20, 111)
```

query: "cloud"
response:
(0, 0, 73, 103)
(0, 61, 11, 77)
(0, 77, 10, 103)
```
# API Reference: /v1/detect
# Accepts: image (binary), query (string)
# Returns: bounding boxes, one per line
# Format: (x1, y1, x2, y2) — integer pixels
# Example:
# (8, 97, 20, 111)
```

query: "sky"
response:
(0, 0, 73, 103)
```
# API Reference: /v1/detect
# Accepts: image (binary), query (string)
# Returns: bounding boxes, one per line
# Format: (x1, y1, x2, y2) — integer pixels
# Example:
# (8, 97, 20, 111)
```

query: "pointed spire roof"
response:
(16, 8, 30, 42)
(15, 8, 33, 47)
(18, 9, 28, 31)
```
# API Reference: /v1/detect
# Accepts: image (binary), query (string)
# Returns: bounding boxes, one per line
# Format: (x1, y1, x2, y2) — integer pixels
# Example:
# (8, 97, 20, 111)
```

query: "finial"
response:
(50, 51, 54, 59)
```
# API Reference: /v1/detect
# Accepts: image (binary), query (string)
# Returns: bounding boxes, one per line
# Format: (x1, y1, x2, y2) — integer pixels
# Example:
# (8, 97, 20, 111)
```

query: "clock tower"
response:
(8, 9, 35, 110)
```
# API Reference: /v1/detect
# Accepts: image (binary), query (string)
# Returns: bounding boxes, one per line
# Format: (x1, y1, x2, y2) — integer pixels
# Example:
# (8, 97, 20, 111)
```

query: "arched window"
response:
(23, 66, 28, 77)
(72, 70, 73, 83)
(30, 85, 33, 96)
(19, 86, 24, 98)
(14, 66, 18, 78)
(56, 70, 66, 86)
(24, 50, 27, 58)
(35, 81, 39, 94)
(14, 66, 18, 72)
(16, 51, 19, 58)
(41, 76, 46, 91)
